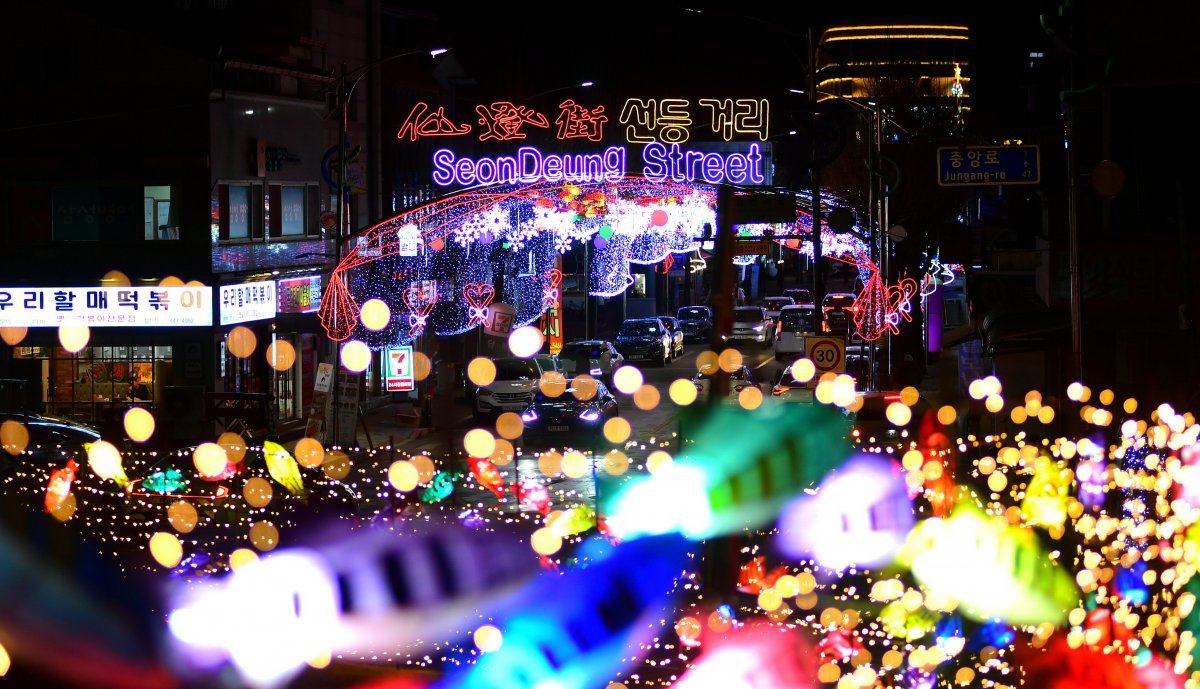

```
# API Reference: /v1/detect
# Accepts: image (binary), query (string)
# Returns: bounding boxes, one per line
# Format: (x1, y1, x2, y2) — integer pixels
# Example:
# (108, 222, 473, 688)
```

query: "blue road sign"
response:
(937, 145, 1040, 186)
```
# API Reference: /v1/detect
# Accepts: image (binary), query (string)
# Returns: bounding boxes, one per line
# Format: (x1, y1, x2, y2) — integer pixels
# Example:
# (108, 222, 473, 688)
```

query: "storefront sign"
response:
(277, 275, 322, 314)
(485, 302, 516, 336)
(540, 258, 563, 355)
(405, 95, 773, 188)
(431, 143, 765, 187)
(305, 362, 334, 439)
(385, 345, 415, 392)
(396, 223, 421, 256)
(219, 281, 276, 326)
(0, 286, 212, 327)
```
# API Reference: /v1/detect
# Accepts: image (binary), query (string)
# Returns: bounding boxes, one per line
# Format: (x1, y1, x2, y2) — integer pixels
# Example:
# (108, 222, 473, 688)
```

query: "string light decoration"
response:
(320, 178, 905, 348)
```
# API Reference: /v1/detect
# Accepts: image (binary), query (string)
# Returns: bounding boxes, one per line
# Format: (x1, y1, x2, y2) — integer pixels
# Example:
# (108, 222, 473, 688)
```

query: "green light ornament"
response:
(422, 471, 457, 503)
(598, 225, 614, 239)
(603, 402, 851, 540)
(898, 501, 1078, 626)
(143, 468, 185, 494)
(263, 439, 307, 498)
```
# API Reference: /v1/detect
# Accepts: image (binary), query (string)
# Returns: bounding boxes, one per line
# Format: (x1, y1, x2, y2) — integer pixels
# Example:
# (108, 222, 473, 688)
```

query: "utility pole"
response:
(708, 187, 736, 404)
(809, 28, 825, 334)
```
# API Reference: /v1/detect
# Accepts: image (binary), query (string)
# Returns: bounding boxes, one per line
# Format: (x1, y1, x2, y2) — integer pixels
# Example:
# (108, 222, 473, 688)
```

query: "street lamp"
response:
(328, 47, 449, 447)
(518, 80, 595, 106)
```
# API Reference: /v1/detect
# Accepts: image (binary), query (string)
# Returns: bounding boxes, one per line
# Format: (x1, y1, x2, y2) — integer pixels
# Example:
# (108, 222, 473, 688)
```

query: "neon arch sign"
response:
(431, 143, 766, 187)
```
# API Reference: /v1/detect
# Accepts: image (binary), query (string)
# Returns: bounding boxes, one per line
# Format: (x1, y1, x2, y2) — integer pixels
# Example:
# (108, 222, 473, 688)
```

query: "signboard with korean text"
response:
(385, 345, 415, 392)
(277, 275, 322, 314)
(540, 257, 563, 355)
(219, 281, 277, 326)
(0, 286, 212, 327)
(396, 95, 776, 188)
(937, 145, 1040, 187)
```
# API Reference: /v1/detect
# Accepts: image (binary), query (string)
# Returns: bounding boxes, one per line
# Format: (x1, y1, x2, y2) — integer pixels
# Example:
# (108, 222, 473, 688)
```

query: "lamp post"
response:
(328, 47, 448, 448)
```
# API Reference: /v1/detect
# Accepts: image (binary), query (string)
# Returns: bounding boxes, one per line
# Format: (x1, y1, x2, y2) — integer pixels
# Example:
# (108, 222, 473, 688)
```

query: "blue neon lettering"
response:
(641, 142, 668, 181)
(432, 149, 456, 186)
(603, 147, 626, 181)
(701, 153, 725, 183)
(543, 155, 562, 182)
(726, 153, 748, 183)
(746, 143, 765, 184)
(474, 157, 497, 184)
(518, 147, 542, 183)
(454, 158, 475, 185)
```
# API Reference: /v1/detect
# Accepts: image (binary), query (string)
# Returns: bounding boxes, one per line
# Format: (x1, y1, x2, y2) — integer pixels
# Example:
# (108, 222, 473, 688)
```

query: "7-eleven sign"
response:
(385, 345, 415, 391)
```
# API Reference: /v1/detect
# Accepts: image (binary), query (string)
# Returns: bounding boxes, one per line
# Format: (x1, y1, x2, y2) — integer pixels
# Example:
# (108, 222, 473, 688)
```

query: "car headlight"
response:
(752, 324, 764, 332)
(521, 409, 538, 422)
(579, 409, 600, 422)
(590, 367, 603, 375)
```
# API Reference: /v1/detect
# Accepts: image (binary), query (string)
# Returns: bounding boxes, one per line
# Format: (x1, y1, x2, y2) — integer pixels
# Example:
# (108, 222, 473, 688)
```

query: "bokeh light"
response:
(217, 432, 248, 464)
(388, 460, 420, 492)
(1, 420, 30, 456)
(530, 527, 562, 555)
(226, 326, 257, 358)
(322, 451, 351, 480)
(86, 440, 123, 481)
(294, 438, 325, 468)
(646, 450, 674, 474)
(243, 477, 273, 508)
(464, 428, 497, 458)
(791, 357, 816, 383)
(167, 500, 198, 533)
(123, 407, 155, 443)
(612, 365, 644, 395)
(508, 325, 543, 358)
(718, 348, 743, 373)
(193, 443, 229, 478)
(885, 402, 912, 426)
(339, 340, 371, 372)
(496, 412, 524, 440)
(634, 384, 660, 410)
(265, 339, 297, 371)
(474, 625, 503, 654)
(468, 357, 497, 387)
(562, 451, 589, 478)
(101, 269, 131, 286)
(229, 548, 259, 571)
(0, 326, 27, 346)
(603, 450, 630, 475)
(603, 417, 631, 443)
(738, 385, 763, 410)
(149, 532, 183, 568)
(937, 405, 957, 426)
(571, 375, 599, 401)
(249, 521, 279, 551)
(359, 298, 391, 331)
(669, 378, 698, 405)
(58, 325, 90, 353)
(539, 370, 567, 397)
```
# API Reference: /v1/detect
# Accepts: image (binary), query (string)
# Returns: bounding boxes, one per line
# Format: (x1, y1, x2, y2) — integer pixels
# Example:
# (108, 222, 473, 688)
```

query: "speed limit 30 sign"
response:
(806, 336, 845, 374)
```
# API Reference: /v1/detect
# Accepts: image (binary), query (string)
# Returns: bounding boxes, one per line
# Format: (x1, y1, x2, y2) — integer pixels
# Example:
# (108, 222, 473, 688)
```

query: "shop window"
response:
(265, 184, 320, 238)
(143, 185, 178, 240)
(16, 340, 173, 424)
(215, 182, 264, 242)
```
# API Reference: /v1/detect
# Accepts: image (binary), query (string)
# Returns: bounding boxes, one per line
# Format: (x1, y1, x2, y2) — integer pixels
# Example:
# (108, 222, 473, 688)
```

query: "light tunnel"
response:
(318, 177, 868, 347)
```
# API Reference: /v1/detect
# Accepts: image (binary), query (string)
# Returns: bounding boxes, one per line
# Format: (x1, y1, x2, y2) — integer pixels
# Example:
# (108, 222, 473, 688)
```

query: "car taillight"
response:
(773, 386, 789, 396)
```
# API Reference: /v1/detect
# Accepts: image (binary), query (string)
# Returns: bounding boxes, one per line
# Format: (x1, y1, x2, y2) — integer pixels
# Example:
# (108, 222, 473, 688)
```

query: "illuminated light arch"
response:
(318, 178, 894, 346)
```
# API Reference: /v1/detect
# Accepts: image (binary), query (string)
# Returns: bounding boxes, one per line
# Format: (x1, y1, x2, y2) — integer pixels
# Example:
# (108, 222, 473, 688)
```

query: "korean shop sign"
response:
(219, 281, 276, 326)
(0, 286, 212, 327)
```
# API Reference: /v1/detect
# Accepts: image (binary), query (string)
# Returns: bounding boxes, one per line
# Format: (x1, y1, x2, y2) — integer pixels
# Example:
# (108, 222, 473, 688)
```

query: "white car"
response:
(775, 304, 816, 360)
(474, 357, 543, 422)
(723, 306, 775, 348)
(761, 296, 795, 322)
(691, 364, 764, 404)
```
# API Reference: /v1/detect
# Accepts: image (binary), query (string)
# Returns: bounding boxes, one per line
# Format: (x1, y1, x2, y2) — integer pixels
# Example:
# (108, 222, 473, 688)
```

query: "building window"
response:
(215, 182, 317, 242)
(215, 182, 264, 242)
(281, 186, 306, 236)
(15, 341, 172, 423)
(228, 184, 251, 239)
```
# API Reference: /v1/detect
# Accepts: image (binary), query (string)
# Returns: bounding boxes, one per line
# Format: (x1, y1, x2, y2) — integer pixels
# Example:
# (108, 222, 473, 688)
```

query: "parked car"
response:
(474, 357, 544, 422)
(761, 296, 795, 322)
(658, 316, 685, 358)
(614, 318, 673, 366)
(676, 305, 713, 342)
(822, 293, 858, 334)
(558, 341, 624, 383)
(521, 378, 619, 446)
(851, 392, 932, 445)
(722, 306, 775, 348)
(784, 288, 815, 307)
(775, 304, 817, 359)
(534, 354, 563, 375)
(0, 408, 100, 465)
(690, 364, 763, 403)
(770, 367, 815, 404)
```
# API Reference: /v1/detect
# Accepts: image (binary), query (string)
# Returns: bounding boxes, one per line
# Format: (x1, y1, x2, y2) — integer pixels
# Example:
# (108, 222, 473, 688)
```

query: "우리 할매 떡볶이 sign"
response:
(0, 286, 213, 327)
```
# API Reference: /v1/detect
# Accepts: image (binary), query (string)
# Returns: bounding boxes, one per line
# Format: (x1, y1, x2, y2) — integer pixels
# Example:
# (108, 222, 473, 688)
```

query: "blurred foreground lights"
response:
(496, 412, 524, 440)
(669, 378, 698, 406)
(937, 405, 957, 426)
(168, 500, 199, 533)
(646, 450, 674, 474)
(468, 357, 497, 387)
(87, 440, 124, 482)
(508, 325, 543, 358)
(603, 450, 630, 476)
(159, 276, 185, 287)
(464, 428, 497, 458)
(985, 394, 1004, 414)
(634, 384, 661, 410)
(612, 365, 643, 395)
(388, 460, 420, 492)
(0, 638, 9, 676)
(738, 385, 764, 410)
(530, 527, 562, 556)
(229, 548, 259, 571)
(322, 451, 351, 480)
(1067, 382, 1085, 401)
(0, 326, 27, 346)
(249, 521, 279, 551)
(886, 402, 912, 426)
(58, 324, 90, 353)
(1, 419, 29, 455)
(226, 326, 257, 358)
(359, 298, 391, 331)
(101, 269, 131, 287)
(294, 437, 325, 468)
(266, 339, 296, 371)
(150, 532, 183, 568)
(791, 357, 816, 383)
(607, 463, 711, 539)
(193, 442, 230, 478)
(339, 340, 371, 372)
(243, 477, 273, 508)
(474, 625, 504, 653)
(123, 406, 155, 442)
(604, 416, 631, 443)
(900, 386, 920, 406)
(562, 451, 589, 478)
(718, 348, 743, 373)
(218, 432, 248, 464)
(831, 375, 856, 407)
